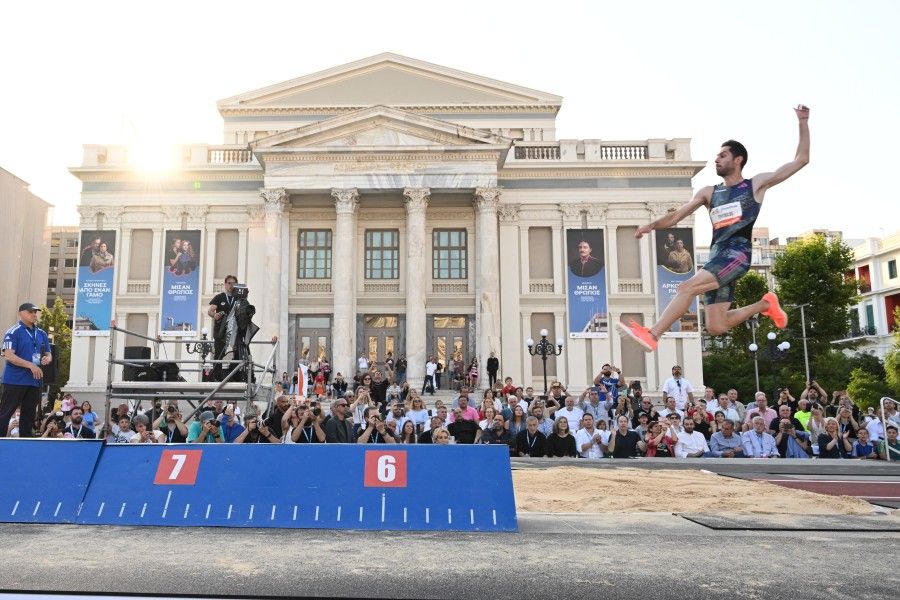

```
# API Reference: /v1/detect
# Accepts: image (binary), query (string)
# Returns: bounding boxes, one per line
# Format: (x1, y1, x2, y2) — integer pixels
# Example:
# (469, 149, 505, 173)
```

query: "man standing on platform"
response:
(0, 303, 52, 438)
(207, 275, 237, 381)
(486, 352, 500, 389)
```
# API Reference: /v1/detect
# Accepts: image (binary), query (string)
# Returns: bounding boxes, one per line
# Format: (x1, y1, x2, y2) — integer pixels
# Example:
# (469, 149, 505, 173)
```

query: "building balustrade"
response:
(528, 279, 554, 294)
(432, 282, 469, 294)
(617, 279, 643, 294)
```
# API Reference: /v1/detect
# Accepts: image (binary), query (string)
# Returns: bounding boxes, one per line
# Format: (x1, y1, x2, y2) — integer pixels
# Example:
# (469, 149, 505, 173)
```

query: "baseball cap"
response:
(18, 302, 40, 312)
(200, 410, 216, 422)
(637, 411, 650, 420)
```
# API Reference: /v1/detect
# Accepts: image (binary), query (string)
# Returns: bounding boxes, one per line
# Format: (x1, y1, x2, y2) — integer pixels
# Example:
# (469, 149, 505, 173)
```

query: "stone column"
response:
(331, 188, 360, 378)
(260, 188, 289, 370)
(498, 203, 521, 384)
(403, 187, 430, 384)
(474, 187, 502, 389)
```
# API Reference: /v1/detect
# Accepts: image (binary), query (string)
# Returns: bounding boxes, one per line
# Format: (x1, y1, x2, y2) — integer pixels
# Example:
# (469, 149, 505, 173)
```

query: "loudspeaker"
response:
(123, 346, 151, 381)
(150, 361, 180, 382)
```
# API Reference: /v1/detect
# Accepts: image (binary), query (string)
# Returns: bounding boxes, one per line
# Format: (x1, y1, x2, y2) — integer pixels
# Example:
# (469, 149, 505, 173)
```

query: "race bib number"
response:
(710, 201, 741, 230)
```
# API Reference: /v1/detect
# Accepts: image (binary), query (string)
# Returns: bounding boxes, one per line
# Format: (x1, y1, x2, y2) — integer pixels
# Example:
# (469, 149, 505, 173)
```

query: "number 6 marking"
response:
(377, 455, 396, 482)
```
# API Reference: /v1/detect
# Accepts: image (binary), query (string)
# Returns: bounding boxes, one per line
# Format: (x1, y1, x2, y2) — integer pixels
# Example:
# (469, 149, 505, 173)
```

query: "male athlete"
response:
(618, 105, 810, 352)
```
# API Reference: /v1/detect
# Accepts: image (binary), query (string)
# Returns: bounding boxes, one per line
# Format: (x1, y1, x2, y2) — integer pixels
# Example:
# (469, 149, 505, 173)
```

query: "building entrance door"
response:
(363, 315, 399, 369)
(432, 315, 468, 390)
(290, 315, 331, 373)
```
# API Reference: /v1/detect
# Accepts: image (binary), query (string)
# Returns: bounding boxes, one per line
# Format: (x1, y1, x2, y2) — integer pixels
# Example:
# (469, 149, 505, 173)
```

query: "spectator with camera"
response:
(643, 419, 676, 458)
(262, 395, 291, 441)
(287, 402, 326, 443)
(773, 418, 809, 458)
(130, 416, 163, 443)
(234, 413, 281, 443)
(219, 404, 245, 443)
(768, 404, 804, 435)
(153, 404, 188, 443)
(800, 380, 828, 413)
(357, 408, 397, 444)
(41, 413, 67, 438)
(188, 411, 224, 443)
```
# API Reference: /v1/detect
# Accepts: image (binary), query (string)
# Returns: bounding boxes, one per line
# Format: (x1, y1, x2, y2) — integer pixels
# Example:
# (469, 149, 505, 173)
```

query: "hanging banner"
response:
(160, 230, 201, 337)
(566, 229, 608, 337)
(73, 230, 117, 336)
(656, 228, 698, 333)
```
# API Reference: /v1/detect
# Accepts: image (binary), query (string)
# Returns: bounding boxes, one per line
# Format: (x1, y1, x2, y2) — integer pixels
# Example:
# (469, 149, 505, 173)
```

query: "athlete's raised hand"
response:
(635, 224, 653, 239)
(794, 104, 810, 120)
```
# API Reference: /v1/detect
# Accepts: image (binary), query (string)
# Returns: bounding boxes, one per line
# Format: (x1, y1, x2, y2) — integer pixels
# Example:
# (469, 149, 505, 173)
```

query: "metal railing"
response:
(879, 397, 900, 460)
(104, 325, 278, 436)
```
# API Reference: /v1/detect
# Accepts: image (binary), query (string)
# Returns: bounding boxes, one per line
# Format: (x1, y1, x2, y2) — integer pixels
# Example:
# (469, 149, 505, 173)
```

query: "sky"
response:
(1, 0, 898, 246)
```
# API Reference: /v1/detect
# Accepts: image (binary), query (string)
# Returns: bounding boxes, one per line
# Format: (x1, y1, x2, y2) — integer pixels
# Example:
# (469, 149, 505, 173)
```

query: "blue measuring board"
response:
(76, 444, 517, 532)
(0, 439, 103, 524)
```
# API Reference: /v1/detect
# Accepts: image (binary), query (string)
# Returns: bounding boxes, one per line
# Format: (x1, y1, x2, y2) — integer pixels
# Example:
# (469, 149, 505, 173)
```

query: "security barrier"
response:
(0, 440, 517, 532)
(0, 439, 104, 524)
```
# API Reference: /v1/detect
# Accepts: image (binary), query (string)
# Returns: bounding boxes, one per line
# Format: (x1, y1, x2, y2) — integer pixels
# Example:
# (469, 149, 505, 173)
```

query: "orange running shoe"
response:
(616, 320, 657, 352)
(761, 292, 788, 329)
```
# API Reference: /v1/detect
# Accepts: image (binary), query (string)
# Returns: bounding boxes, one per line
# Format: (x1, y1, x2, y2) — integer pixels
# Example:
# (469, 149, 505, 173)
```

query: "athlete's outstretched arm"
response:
(634, 187, 712, 239)
(753, 105, 810, 195)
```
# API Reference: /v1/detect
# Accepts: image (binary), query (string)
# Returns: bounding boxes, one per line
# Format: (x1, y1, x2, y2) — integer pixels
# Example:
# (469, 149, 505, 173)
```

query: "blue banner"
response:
(160, 230, 201, 336)
(0, 439, 103, 523)
(566, 228, 608, 337)
(656, 228, 698, 333)
(73, 229, 116, 335)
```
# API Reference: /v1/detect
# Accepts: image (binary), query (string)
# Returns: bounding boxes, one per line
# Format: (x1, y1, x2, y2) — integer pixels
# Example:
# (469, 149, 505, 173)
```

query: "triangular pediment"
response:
(219, 53, 561, 110)
(251, 106, 511, 150)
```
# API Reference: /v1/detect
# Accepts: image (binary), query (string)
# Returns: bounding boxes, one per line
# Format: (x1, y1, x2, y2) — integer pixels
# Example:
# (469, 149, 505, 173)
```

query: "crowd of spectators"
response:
(5, 365, 900, 462)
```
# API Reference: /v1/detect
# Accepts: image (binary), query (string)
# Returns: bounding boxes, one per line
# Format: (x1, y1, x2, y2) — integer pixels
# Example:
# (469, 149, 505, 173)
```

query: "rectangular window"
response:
(297, 230, 332, 279)
(129, 229, 153, 280)
(65, 238, 78, 248)
(889, 259, 898, 279)
(49, 259, 58, 269)
(48, 279, 57, 291)
(432, 229, 468, 279)
(64, 258, 77, 268)
(63, 278, 76, 289)
(365, 230, 399, 279)
(528, 227, 553, 279)
(214, 229, 239, 280)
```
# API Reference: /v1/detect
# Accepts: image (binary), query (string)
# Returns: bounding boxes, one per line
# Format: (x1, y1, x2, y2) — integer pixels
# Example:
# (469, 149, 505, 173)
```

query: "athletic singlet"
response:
(708, 179, 760, 248)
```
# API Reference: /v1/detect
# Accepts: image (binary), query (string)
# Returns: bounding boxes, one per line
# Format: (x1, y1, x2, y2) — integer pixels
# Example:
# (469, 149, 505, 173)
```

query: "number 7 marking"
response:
(154, 450, 202, 485)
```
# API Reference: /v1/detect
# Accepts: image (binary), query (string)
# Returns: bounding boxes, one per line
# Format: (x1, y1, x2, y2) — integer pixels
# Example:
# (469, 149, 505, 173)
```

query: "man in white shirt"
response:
(422, 357, 437, 395)
(674, 417, 709, 458)
(357, 353, 369, 373)
(575, 413, 608, 459)
(866, 410, 885, 442)
(704, 387, 720, 414)
(554, 395, 584, 426)
(662, 365, 694, 410)
(657, 396, 684, 420)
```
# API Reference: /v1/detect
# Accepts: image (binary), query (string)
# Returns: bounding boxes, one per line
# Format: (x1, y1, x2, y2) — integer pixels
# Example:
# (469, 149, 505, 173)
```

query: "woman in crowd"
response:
(818, 417, 852, 458)
(836, 405, 859, 439)
(350, 387, 375, 425)
(479, 406, 497, 431)
(508, 405, 528, 438)
(482, 388, 501, 413)
(688, 403, 715, 439)
(399, 381, 411, 404)
(467, 358, 479, 390)
(405, 394, 430, 432)
(713, 410, 726, 434)
(432, 427, 451, 445)
(807, 404, 827, 442)
(80, 401, 99, 431)
(643, 420, 675, 457)
(546, 416, 578, 458)
(399, 419, 418, 444)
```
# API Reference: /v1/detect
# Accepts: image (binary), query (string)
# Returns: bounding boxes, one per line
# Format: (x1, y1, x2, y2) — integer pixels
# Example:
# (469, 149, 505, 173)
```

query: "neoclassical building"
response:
(67, 53, 705, 399)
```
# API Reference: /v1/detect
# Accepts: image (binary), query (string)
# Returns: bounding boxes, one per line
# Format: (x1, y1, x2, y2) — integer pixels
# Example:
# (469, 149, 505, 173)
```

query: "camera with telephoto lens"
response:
(167, 406, 176, 414)
(232, 284, 249, 300)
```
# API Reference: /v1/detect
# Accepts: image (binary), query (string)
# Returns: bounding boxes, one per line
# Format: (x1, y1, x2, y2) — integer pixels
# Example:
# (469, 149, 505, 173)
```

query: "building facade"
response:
(835, 231, 900, 358)
(0, 166, 51, 372)
(67, 54, 705, 399)
(47, 226, 80, 323)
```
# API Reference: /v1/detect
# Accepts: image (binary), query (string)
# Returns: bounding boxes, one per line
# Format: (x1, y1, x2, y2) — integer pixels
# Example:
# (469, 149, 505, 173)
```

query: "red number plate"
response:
(153, 450, 203, 485)
(363, 450, 407, 488)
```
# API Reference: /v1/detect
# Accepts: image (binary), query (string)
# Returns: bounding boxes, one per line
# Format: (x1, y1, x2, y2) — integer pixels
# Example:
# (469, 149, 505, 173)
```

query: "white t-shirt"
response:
(357, 357, 369, 370)
(866, 419, 884, 442)
(555, 406, 584, 427)
(575, 427, 607, 459)
(674, 430, 709, 458)
(662, 377, 694, 410)
(657, 407, 685, 420)
(425, 362, 437, 376)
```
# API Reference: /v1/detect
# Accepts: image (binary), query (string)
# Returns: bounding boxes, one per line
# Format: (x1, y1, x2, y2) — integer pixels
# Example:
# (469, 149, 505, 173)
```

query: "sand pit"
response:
(513, 467, 875, 515)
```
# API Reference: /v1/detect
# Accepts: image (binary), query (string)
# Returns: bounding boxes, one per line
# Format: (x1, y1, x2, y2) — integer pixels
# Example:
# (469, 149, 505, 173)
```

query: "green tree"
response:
(38, 297, 71, 400)
(771, 235, 859, 352)
(846, 367, 893, 411)
(884, 307, 900, 394)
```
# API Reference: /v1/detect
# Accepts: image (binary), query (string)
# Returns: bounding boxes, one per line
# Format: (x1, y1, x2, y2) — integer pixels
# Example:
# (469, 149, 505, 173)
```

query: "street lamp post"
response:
(185, 327, 214, 381)
(526, 328, 563, 398)
(788, 303, 812, 384)
(747, 316, 761, 392)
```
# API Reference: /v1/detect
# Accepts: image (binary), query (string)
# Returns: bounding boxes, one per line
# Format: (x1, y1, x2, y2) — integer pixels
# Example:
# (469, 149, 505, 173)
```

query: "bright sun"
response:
(129, 139, 180, 176)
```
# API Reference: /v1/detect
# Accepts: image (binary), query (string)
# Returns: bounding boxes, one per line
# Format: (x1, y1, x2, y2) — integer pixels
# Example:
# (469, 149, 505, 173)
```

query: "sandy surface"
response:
(513, 466, 875, 515)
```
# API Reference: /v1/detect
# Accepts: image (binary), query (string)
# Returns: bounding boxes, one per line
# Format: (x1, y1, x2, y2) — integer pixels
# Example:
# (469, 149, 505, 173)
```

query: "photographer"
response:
(207, 275, 238, 381)
(262, 395, 291, 440)
(41, 413, 66, 439)
(234, 414, 281, 444)
(219, 403, 245, 443)
(357, 408, 396, 444)
(773, 418, 809, 458)
(288, 403, 326, 444)
(130, 416, 163, 444)
(800, 380, 828, 414)
(187, 411, 224, 443)
(154, 404, 188, 443)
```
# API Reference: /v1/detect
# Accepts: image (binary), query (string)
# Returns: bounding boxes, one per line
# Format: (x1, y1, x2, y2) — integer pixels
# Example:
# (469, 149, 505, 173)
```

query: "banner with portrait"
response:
(73, 230, 117, 335)
(566, 229, 608, 337)
(160, 230, 202, 336)
(655, 227, 698, 333)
